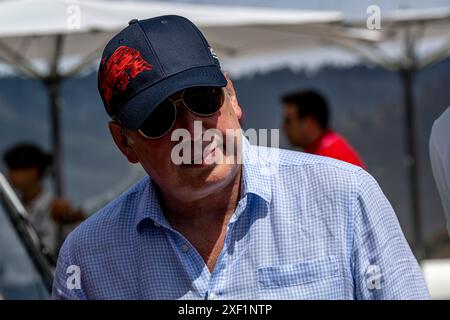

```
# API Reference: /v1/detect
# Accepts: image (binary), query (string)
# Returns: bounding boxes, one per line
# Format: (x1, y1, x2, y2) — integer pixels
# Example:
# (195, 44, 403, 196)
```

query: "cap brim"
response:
(116, 65, 227, 130)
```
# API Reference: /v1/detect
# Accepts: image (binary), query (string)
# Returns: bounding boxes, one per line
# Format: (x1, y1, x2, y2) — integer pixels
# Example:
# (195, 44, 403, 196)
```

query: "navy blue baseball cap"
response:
(98, 15, 227, 130)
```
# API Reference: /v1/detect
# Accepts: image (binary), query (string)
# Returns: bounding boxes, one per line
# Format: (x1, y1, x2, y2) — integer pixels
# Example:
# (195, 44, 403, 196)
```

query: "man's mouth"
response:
(188, 147, 217, 166)
(174, 134, 225, 168)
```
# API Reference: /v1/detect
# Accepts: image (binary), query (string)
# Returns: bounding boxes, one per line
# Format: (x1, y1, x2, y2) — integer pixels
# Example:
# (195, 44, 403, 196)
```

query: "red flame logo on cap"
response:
(99, 46, 153, 112)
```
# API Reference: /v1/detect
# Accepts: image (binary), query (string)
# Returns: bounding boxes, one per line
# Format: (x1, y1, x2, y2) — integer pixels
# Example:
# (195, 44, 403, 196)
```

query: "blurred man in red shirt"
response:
(281, 90, 366, 169)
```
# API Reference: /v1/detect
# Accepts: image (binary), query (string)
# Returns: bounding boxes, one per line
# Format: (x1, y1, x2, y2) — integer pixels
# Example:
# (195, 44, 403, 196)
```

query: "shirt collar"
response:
(240, 136, 273, 204)
(135, 177, 171, 230)
(134, 135, 273, 229)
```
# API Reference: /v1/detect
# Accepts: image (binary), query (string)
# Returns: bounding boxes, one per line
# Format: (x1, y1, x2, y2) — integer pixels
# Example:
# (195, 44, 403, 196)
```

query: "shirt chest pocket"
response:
(256, 256, 342, 299)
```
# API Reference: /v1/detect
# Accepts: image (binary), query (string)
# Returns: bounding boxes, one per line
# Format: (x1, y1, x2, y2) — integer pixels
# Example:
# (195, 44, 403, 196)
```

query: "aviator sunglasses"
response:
(137, 87, 225, 139)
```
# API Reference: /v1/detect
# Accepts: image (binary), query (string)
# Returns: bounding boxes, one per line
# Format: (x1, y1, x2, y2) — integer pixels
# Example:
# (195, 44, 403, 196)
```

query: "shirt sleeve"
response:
(429, 107, 450, 237)
(51, 234, 87, 300)
(351, 169, 430, 300)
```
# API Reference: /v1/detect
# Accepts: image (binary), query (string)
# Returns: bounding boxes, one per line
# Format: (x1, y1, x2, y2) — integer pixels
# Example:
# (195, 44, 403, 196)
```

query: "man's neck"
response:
(157, 167, 243, 272)
(305, 127, 328, 150)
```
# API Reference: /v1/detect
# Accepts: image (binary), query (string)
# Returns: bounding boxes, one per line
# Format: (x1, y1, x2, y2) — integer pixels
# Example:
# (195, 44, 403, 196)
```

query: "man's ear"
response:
(108, 121, 139, 164)
(224, 72, 242, 121)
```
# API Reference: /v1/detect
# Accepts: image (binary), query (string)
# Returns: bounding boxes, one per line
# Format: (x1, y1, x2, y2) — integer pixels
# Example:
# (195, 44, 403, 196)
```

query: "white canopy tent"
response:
(0, 0, 383, 67)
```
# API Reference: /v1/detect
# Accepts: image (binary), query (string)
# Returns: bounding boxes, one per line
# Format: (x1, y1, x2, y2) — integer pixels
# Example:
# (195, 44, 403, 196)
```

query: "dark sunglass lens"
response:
(183, 87, 224, 116)
(139, 101, 176, 138)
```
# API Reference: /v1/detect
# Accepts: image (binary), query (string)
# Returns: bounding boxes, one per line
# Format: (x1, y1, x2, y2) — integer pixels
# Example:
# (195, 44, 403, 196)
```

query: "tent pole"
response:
(47, 34, 65, 199)
(44, 77, 66, 252)
(40, 34, 66, 251)
(400, 26, 425, 260)
(45, 78, 64, 198)
(400, 66, 425, 260)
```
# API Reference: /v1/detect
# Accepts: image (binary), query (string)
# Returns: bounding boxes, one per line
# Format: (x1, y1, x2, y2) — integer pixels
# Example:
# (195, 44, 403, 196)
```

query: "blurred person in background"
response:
(281, 89, 366, 168)
(2, 143, 84, 257)
(430, 106, 450, 237)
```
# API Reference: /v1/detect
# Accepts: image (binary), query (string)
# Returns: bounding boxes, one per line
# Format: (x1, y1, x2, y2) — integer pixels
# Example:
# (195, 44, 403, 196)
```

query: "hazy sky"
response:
(133, 0, 450, 18)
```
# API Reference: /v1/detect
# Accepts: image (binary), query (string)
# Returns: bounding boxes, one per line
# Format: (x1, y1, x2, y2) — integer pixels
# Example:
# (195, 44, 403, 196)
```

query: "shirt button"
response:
(153, 222, 161, 227)
(181, 244, 189, 252)
(209, 293, 217, 300)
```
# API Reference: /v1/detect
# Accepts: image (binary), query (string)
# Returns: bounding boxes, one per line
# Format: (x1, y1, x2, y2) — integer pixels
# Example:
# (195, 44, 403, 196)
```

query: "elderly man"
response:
(52, 15, 429, 300)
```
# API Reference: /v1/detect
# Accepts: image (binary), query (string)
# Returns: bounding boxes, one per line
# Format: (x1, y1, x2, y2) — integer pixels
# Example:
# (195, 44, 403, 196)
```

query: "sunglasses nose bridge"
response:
(172, 98, 196, 119)
(172, 98, 195, 115)
(174, 98, 205, 120)
(174, 102, 206, 137)
(171, 98, 184, 107)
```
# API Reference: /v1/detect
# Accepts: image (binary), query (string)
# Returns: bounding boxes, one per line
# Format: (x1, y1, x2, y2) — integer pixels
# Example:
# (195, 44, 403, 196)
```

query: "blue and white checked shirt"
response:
(52, 138, 429, 300)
